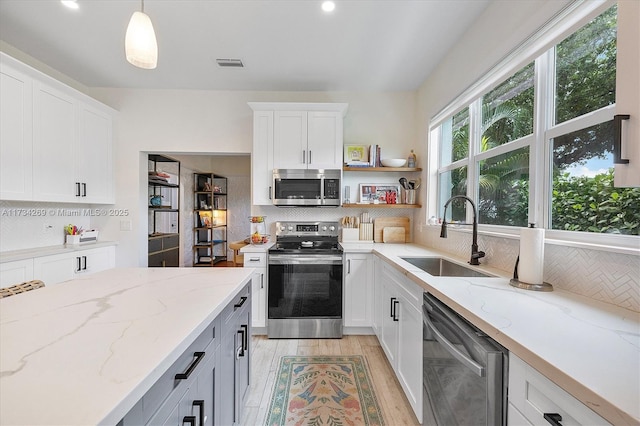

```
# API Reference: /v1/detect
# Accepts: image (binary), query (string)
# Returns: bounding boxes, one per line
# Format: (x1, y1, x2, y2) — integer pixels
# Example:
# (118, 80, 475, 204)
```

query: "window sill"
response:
(431, 224, 640, 256)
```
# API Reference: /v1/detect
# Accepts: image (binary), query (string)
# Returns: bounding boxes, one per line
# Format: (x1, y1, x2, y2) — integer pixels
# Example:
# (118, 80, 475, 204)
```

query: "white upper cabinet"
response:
(249, 102, 348, 205)
(32, 79, 79, 202)
(0, 52, 115, 203)
(273, 110, 344, 170)
(78, 102, 113, 203)
(0, 59, 33, 200)
(614, 0, 640, 187)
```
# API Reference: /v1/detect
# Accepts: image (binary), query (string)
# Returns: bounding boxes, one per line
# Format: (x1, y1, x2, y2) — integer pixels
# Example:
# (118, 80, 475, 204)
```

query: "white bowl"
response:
(381, 158, 407, 167)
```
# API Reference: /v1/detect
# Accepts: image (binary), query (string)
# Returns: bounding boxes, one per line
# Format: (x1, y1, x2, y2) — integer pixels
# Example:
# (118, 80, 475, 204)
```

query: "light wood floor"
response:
(241, 335, 421, 426)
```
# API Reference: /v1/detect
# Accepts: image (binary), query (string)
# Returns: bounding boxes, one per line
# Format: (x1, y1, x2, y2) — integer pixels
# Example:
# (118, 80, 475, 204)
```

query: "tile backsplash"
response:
(0, 200, 93, 251)
(420, 225, 640, 313)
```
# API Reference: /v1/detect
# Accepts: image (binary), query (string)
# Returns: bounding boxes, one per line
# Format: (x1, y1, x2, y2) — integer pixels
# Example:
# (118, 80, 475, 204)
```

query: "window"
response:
(433, 4, 640, 239)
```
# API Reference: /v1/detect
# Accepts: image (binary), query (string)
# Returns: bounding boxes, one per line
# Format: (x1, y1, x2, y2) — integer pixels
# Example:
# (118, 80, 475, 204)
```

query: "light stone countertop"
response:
(0, 241, 118, 263)
(341, 242, 640, 425)
(240, 241, 275, 253)
(0, 267, 254, 426)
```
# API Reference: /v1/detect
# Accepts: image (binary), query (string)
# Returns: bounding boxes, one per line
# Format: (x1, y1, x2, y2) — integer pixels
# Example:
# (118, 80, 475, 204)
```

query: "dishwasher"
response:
(422, 292, 509, 426)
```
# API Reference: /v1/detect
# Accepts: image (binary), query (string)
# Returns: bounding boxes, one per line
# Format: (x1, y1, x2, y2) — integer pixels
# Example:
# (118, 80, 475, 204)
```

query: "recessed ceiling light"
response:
(321, 1, 335, 13)
(61, 0, 79, 9)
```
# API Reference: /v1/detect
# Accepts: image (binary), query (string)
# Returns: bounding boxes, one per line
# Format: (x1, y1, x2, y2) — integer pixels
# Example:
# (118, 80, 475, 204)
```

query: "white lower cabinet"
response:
(30, 245, 115, 286)
(0, 259, 34, 288)
(376, 259, 423, 422)
(508, 354, 611, 426)
(243, 252, 267, 330)
(343, 253, 373, 328)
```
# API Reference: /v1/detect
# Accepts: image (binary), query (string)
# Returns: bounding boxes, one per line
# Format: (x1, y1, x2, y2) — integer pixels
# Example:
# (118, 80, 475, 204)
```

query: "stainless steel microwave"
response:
(272, 169, 341, 207)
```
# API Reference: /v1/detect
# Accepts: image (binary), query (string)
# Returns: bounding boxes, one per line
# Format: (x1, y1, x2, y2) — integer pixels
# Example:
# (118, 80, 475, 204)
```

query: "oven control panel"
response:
(275, 221, 339, 237)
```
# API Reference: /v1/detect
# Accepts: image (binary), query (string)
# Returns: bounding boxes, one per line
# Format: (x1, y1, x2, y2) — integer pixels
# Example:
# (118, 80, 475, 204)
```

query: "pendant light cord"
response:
(141, 0, 145, 13)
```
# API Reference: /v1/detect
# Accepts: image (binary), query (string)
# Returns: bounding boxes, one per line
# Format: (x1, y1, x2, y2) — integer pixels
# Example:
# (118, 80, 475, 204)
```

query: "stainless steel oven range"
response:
(268, 221, 343, 338)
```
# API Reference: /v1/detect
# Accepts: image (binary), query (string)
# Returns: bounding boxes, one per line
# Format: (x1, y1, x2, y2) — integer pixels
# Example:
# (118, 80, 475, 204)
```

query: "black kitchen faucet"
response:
(440, 195, 485, 265)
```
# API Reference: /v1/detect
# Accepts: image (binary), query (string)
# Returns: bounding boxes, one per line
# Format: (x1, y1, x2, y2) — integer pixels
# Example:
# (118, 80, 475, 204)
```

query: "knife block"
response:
(359, 223, 374, 242)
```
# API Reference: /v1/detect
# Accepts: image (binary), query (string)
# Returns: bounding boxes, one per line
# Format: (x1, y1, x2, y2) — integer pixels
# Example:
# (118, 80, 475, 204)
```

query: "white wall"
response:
(87, 89, 417, 267)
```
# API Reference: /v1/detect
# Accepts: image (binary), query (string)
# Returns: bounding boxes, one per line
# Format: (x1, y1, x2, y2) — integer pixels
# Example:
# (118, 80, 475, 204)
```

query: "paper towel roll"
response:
(518, 225, 545, 284)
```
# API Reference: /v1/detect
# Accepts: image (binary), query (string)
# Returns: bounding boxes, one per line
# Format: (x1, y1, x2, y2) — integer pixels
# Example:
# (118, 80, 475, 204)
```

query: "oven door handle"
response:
(269, 256, 343, 265)
(423, 311, 485, 377)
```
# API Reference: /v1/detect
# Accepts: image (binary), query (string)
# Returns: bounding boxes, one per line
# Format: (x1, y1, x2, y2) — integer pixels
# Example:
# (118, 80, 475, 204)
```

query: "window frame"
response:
(428, 0, 638, 254)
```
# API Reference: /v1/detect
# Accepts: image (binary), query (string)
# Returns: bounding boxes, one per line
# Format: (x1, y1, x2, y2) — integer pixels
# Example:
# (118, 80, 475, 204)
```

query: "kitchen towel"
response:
(518, 225, 545, 284)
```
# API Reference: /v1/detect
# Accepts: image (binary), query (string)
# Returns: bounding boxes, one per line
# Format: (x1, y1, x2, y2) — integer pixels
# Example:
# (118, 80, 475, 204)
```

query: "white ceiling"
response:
(0, 0, 490, 91)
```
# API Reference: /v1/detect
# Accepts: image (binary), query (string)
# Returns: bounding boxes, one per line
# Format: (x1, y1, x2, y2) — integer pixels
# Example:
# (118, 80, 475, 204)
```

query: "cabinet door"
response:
(74, 246, 115, 276)
(307, 111, 343, 169)
(372, 259, 384, 337)
(252, 111, 274, 205)
(396, 295, 423, 421)
(614, 0, 640, 187)
(33, 253, 75, 286)
(32, 80, 78, 202)
(0, 56, 33, 201)
(251, 269, 267, 328)
(379, 278, 398, 365)
(78, 102, 113, 203)
(218, 326, 235, 426)
(273, 111, 307, 169)
(344, 253, 373, 327)
(235, 308, 251, 423)
(0, 259, 34, 288)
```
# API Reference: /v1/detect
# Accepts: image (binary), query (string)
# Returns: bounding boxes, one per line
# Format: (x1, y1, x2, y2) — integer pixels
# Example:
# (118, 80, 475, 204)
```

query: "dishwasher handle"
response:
(423, 309, 485, 377)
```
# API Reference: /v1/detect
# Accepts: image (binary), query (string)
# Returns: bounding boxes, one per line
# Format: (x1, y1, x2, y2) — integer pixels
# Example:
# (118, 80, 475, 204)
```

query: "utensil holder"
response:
(341, 228, 359, 242)
(405, 189, 416, 205)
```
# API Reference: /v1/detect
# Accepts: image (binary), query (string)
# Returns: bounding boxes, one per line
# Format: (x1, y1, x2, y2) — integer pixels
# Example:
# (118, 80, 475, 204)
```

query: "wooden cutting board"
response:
(374, 217, 410, 242)
(382, 227, 406, 243)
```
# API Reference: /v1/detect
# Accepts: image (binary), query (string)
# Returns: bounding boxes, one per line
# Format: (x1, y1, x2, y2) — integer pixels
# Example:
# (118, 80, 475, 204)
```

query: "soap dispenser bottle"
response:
(407, 150, 416, 168)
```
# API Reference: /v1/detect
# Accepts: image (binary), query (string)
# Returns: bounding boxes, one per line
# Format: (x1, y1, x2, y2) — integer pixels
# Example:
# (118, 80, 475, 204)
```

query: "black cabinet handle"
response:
(614, 114, 630, 164)
(75, 182, 81, 197)
(237, 329, 246, 357)
(82, 255, 87, 271)
(81, 182, 87, 197)
(76, 256, 81, 272)
(309, 150, 312, 164)
(544, 413, 563, 426)
(192, 400, 204, 426)
(234, 296, 247, 310)
(183, 416, 196, 426)
(241, 324, 248, 351)
(393, 300, 399, 322)
(175, 351, 205, 380)
(260, 273, 264, 289)
(390, 297, 397, 319)
(268, 186, 272, 200)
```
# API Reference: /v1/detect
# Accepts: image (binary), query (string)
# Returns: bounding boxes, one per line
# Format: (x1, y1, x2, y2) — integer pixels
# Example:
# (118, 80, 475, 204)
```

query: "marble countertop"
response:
(0, 267, 254, 426)
(0, 241, 118, 263)
(341, 242, 640, 425)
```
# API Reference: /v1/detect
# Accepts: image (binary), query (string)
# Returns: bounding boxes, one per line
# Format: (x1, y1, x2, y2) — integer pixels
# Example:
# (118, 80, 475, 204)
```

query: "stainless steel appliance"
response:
(272, 169, 341, 207)
(423, 292, 509, 426)
(268, 221, 343, 338)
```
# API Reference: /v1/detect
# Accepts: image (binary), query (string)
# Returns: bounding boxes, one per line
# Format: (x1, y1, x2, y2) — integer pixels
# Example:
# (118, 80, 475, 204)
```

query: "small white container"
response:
(66, 235, 81, 245)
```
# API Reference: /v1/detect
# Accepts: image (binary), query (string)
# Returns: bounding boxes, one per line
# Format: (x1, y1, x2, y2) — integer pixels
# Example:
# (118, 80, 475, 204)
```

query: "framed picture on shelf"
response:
(359, 183, 401, 204)
(344, 144, 368, 163)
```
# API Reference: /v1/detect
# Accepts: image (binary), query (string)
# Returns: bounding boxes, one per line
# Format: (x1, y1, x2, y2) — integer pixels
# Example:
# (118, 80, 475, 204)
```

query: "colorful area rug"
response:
(266, 355, 385, 426)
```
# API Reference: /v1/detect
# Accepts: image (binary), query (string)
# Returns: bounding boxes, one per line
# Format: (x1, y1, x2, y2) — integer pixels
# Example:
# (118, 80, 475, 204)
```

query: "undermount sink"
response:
(400, 257, 492, 278)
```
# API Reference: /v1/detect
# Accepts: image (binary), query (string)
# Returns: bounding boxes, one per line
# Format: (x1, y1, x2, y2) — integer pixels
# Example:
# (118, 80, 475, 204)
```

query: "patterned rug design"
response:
(266, 355, 385, 426)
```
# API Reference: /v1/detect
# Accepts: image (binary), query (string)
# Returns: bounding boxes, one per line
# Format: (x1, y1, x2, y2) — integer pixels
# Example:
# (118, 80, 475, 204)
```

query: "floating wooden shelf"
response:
(343, 166, 422, 172)
(342, 203, 421, 208)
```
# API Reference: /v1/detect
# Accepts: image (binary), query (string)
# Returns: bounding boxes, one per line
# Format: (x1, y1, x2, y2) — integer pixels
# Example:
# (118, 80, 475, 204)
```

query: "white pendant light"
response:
(125, 0, 158, 69)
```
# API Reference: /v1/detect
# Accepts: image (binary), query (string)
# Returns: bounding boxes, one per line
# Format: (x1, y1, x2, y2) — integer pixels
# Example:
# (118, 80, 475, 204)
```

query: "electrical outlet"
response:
(43, 223, 53, 233)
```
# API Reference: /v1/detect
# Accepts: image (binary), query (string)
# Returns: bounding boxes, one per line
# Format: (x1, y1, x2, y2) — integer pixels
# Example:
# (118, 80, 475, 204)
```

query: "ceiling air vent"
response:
(216, 58, 244, 68)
